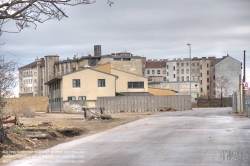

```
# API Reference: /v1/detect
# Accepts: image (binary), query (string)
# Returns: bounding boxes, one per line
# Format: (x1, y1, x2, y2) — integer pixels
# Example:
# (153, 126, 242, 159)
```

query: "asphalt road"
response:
(4, 108, 250, 166)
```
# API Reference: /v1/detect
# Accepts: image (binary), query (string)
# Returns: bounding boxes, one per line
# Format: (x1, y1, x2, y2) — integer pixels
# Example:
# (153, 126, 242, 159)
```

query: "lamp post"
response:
(187, 44, 192, 103)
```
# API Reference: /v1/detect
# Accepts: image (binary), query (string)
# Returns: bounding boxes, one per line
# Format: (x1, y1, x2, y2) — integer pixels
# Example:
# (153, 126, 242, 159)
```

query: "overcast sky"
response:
(1, 0, 250, 80)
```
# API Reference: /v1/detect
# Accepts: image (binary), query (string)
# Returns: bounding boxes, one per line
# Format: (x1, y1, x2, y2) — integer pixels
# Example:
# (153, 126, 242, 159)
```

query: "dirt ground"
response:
(0, 111, 165, 164)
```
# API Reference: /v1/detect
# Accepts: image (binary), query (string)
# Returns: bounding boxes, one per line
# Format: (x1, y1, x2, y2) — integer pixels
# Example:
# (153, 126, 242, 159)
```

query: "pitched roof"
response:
(18, 59, 45, 70)
(215, 55, 242, 66)
(19, 61, 37, 70)
(145, 61, 166, 68)
(45, 67, 118, 85)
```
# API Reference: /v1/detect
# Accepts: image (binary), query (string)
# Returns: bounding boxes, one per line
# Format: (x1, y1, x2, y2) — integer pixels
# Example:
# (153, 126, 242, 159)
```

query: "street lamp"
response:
(187, 44, 192, 103)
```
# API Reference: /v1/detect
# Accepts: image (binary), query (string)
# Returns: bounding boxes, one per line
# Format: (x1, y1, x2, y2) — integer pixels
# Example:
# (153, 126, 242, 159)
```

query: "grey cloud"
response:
(0, 0, 249, 69)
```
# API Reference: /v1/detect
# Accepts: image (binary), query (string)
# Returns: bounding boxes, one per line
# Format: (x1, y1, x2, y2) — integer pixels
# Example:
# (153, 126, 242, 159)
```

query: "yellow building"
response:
(45, 67, 118, 111)
(93, 63, 150, 96)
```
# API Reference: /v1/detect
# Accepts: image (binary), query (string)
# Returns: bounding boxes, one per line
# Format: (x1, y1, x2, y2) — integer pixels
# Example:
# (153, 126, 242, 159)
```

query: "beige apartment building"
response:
(19, 58, 45, 97)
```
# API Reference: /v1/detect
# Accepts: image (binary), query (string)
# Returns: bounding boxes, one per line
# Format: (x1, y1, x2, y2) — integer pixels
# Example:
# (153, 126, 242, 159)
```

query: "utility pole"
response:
(244, 50, 246, 82)
(242, 50, 246, 114)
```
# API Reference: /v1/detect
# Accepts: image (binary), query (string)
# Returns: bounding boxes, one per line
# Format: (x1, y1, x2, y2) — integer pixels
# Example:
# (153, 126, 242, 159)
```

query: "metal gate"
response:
(243, 94, 250, 116)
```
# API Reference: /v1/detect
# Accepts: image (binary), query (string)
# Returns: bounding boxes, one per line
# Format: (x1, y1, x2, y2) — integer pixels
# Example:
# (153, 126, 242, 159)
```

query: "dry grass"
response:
(4, 97, 49, 116)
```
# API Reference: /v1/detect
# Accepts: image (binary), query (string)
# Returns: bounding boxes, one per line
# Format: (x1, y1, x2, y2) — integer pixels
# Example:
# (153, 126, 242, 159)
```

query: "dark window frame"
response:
(98, 79, 106, 87)
(73, 79, 80, 87)
(128, 82, 144, 89)
(68, 96, 76, 100)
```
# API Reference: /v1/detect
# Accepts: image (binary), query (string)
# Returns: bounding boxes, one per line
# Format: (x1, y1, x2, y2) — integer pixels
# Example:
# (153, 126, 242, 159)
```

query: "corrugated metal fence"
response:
(232, 92, 250, 116)
(97, 95, 191, 113)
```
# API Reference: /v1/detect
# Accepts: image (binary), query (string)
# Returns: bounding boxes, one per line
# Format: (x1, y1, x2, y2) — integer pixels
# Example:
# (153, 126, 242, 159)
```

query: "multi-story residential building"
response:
(166, 58, 195, 82)
(145, 55, 242, 98)
(19, 58, 45, 97)
(19, 45, 143, 97)
(144, 59, 167, 85)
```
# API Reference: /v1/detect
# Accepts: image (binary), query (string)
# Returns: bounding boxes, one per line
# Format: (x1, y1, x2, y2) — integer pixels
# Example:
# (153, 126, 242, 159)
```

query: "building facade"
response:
(144, 59, 167, 84)
(19, 58, 45, 97)
(45, 68, 118, 111)
(214, 56, 241, 97)
(145, 55, 241, 98)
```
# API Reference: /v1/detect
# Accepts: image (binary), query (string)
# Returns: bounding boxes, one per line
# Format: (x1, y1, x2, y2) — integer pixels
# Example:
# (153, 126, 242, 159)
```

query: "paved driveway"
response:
(4, 108, 250, 166)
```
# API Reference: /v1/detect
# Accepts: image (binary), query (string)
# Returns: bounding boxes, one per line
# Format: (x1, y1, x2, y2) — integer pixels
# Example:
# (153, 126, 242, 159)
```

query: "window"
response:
(163, 77, 166, 81)
(186, 62, 189, 66)
(34, 72, 37, 76)
(177, 76, 180, 81)
(73, 79, 80, 87)
(163, 69, 166, 74)
(207, 71, 209, 75)
(167, 65, 168, 69)
(192, 76, 195, 81)
(157, 70, 160, 74)
(167, 72, 169, 76)
(167, 79, 169, 82)
(197, 76, 200, 81)
(113, 58, 122, 61)
(181, 69, 184, 74)
(152, 70, 155, 74)
(173, 74, 175, 78)
(34, 79, 37, 83)
(173, 66, 175, 70)
(207, 63, 209, 67)
(78, 96, 86, 100)
(177, 63, 179, 67)
(186, 69, 189, 74)
(201, 88, 203, 92)
(68, 96, 76, 100)
(201, 73, 202, 77)
(192, 63, 195, 66)
(207, 78, 209, 82)
(123, 58, 131, 61)
(207, 85, 209, 90)
(128, 82, 144, 89)
(186, 76, 189, 81)
(182, 76, 184, 81)
(98, 79, 106, 87)
(197, 63, 199, 66)
(147, 70, 150, 74)
(200, 65, 202, 69)
(213, 75, 215, 80)
(182, 63, 184, 66)
(201, 80, 202, 85)
(177, 69, 179, 74)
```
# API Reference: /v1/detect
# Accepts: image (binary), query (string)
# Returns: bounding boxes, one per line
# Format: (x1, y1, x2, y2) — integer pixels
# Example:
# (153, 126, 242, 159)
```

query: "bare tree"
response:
(0, 56, 18, 98)
(0, 0, 114, 33)
(0, 55, 18, 151)
(215, 75, 231, 99)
